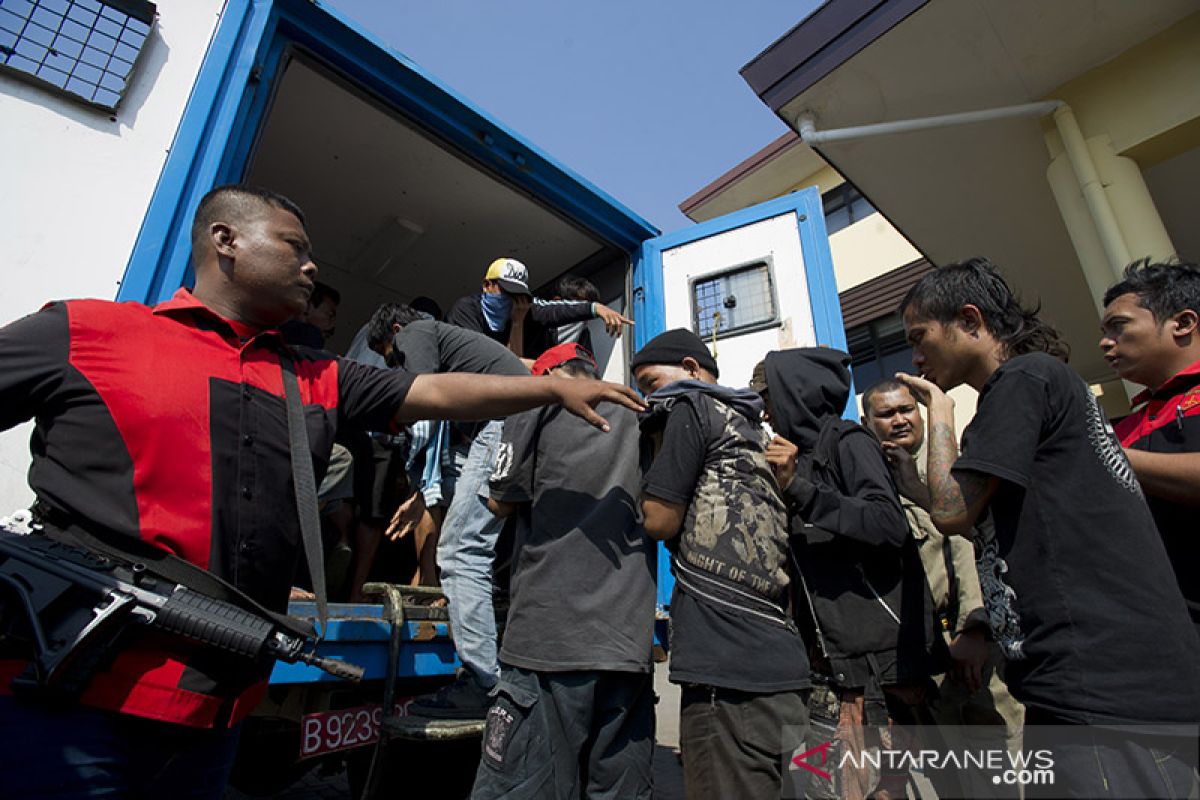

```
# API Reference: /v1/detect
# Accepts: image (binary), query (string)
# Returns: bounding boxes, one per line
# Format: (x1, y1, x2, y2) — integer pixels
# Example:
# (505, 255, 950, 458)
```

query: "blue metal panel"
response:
(118, 0, 657, 304)
(632, 186, 847, 611)
(631, 239, 666, 353)
(283, 0, 658, 251)
(118, 0, 276, 303)
(794, 186, 859, 420)
(270, 602, 460, 685)
(641, 190, 825, 255)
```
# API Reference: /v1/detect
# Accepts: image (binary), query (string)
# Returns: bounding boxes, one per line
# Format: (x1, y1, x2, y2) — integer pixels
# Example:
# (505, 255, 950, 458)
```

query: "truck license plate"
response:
(300, 698, 413, 759)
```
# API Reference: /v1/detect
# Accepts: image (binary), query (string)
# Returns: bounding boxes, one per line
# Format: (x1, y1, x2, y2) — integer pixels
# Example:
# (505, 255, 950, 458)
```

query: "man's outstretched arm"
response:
(398, 373, 644, 431)
(896, 373, 999, 537)
(1122, 449, 1200, 506)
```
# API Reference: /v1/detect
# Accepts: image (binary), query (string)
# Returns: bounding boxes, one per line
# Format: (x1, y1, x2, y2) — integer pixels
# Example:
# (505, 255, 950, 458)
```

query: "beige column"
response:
(1045, 110, 1178, 312)
(1044, 106, 1178, 406)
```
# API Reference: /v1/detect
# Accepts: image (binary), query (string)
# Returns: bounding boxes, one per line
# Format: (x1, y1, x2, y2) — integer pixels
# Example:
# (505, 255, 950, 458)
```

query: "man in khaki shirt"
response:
(863, 379, 1024, 797)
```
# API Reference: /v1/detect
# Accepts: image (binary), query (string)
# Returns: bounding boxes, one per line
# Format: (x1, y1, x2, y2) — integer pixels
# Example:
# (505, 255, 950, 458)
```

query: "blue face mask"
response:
(480, 292, 513, 332)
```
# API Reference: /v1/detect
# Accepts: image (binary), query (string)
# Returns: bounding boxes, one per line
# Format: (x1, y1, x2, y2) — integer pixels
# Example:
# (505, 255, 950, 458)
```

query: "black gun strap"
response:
(280, 355, 329, 636)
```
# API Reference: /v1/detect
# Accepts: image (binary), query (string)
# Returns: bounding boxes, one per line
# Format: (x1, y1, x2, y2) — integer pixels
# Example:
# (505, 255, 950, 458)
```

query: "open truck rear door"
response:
(101, 2, 657, 794)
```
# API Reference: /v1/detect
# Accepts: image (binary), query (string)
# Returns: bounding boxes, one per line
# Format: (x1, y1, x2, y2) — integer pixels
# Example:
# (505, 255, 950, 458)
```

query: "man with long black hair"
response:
(897, 257, 1199, 798)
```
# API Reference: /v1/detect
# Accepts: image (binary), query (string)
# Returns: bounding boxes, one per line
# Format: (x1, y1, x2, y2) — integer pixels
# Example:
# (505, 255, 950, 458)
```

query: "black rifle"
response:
(0, 530, 363, 699)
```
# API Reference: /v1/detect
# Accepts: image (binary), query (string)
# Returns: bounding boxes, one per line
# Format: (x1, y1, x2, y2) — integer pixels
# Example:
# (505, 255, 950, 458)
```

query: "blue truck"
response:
(3, 1, 847, 795)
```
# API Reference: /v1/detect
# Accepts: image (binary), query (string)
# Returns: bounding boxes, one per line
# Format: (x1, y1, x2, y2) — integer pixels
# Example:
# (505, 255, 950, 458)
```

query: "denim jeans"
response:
(0, 695, 241, 799)
(438, 419, 506, 689)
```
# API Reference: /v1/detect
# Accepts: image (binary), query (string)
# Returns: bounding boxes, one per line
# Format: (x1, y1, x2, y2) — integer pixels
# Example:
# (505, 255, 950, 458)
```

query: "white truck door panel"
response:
(660, 211, 818, 388)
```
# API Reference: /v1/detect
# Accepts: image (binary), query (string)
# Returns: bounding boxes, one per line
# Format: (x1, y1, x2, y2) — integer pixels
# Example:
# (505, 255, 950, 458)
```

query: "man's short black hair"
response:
(366, 302, 426, 351)
(1102, 258, 1200, 325)
(410, 295, 443, 321)
(191, 184, 306, 245)
(899, 257, 1069, 362)
(557, 275, 600, 303)
(310, 281, 340, 309)
(860, 378, 913, 419)
(553, 358, 598, 379)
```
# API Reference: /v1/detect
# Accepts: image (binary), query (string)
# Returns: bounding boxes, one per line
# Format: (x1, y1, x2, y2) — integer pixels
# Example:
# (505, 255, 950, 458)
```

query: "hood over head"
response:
(762, 347, 852, 451)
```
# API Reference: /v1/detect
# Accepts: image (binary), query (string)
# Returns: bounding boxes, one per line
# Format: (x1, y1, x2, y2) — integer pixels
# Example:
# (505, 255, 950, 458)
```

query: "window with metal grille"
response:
(822, 182, 875, 235)
(691, 261, 778, 340)
(846, 312, 913, 391)
(0, 0, 155, 112)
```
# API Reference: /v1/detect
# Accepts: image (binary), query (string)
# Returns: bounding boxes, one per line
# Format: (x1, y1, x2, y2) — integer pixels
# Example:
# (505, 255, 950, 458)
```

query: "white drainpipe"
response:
(795, 101, 1062, 145)
(1050, 105, 1132, 275)
(796, 101, 1131, 275)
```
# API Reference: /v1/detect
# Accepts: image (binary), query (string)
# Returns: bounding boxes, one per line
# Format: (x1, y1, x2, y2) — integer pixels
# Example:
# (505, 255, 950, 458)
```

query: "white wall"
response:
(0, 0, 226, 512)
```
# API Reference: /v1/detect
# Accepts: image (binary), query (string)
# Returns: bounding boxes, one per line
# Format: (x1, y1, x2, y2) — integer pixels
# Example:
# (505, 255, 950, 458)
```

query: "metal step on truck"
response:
(2, 1, 849, 796)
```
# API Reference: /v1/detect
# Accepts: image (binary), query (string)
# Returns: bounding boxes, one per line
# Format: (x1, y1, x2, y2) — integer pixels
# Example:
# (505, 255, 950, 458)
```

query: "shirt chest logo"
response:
(1179, 387, 1200, 414)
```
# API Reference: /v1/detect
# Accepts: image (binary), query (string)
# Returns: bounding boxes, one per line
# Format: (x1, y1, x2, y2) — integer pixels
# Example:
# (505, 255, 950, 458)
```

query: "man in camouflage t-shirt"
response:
(633, 329, 810, 800)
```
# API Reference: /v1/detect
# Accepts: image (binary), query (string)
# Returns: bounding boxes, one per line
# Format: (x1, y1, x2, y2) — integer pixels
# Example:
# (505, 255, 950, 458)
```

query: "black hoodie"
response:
(764, 348, 936, 691)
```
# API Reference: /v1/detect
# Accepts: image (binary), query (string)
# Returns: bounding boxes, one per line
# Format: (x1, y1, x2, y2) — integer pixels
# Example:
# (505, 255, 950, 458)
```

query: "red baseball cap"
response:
(532, 342, 597, 376)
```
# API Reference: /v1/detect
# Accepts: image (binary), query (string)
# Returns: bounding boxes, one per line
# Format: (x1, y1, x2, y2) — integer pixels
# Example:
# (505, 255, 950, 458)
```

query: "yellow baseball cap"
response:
(484, 258, 530, 295)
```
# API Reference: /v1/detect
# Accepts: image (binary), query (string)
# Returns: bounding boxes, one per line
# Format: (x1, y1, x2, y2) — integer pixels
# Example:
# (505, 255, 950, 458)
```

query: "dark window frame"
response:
(846, 311, 912, 391)
(822, 182, 876, 235)
(0, 0, 156, 113)
(689, 258, 781, 341)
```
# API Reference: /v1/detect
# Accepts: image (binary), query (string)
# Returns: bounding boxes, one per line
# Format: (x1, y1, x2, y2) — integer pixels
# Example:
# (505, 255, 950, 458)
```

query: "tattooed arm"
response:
(897, 373, 1000, 538)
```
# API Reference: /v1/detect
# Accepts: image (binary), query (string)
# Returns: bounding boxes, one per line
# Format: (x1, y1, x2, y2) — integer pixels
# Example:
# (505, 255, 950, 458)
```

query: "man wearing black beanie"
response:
(633, 329, 810, 800)
(629, 327, 721, 378)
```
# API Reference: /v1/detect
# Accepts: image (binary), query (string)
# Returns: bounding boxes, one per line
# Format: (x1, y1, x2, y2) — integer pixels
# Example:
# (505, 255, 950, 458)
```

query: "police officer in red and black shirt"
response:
(0, 185, 643, 799)
(1101, 259, 1200, 636)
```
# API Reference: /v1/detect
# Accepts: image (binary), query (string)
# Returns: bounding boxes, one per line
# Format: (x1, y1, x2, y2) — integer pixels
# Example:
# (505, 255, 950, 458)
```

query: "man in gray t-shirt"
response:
(367, 303, 531, 719)
(385, 317, 529, 379)
(470, 343, 656, 800)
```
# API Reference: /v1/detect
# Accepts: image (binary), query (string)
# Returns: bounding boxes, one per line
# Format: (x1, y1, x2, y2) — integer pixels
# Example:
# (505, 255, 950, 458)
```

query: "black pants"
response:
(0, 695, 241, 799)
(471, 666, 654, 799)
(1024, 709, 1199, 799)
(679, 684, 810, 800)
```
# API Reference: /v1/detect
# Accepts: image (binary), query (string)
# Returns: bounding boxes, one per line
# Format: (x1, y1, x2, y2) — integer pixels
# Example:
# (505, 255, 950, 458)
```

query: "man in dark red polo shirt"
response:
(1101, 259, 1200, 635)
(0, 184, 642, 798)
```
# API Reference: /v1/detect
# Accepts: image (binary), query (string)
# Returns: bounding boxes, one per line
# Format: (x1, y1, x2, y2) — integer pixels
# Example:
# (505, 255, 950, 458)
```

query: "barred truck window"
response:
(0, 0, 155, 112)
(691, 261, 779, 340)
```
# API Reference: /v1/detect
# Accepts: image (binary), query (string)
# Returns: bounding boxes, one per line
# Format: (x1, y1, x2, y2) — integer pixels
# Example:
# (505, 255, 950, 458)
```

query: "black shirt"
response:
(445, 293, 595, 358)
(1115, 358, 1200, 629)
(490, 402, 655, 673)
(783, 425, 932, 689)
(644, 397, 810, 693)
(955, 352, 1200, 725)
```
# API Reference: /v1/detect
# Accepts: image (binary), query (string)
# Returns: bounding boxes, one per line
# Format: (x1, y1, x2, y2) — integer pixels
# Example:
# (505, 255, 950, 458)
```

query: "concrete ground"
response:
(227, 662, 685, 800)
(651, 661, 685, 800)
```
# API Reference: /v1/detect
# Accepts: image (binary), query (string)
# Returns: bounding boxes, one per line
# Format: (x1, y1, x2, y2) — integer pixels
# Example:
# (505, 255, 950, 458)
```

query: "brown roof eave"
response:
(678, 131, 802, 216)
(740, 0, 930, 112)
